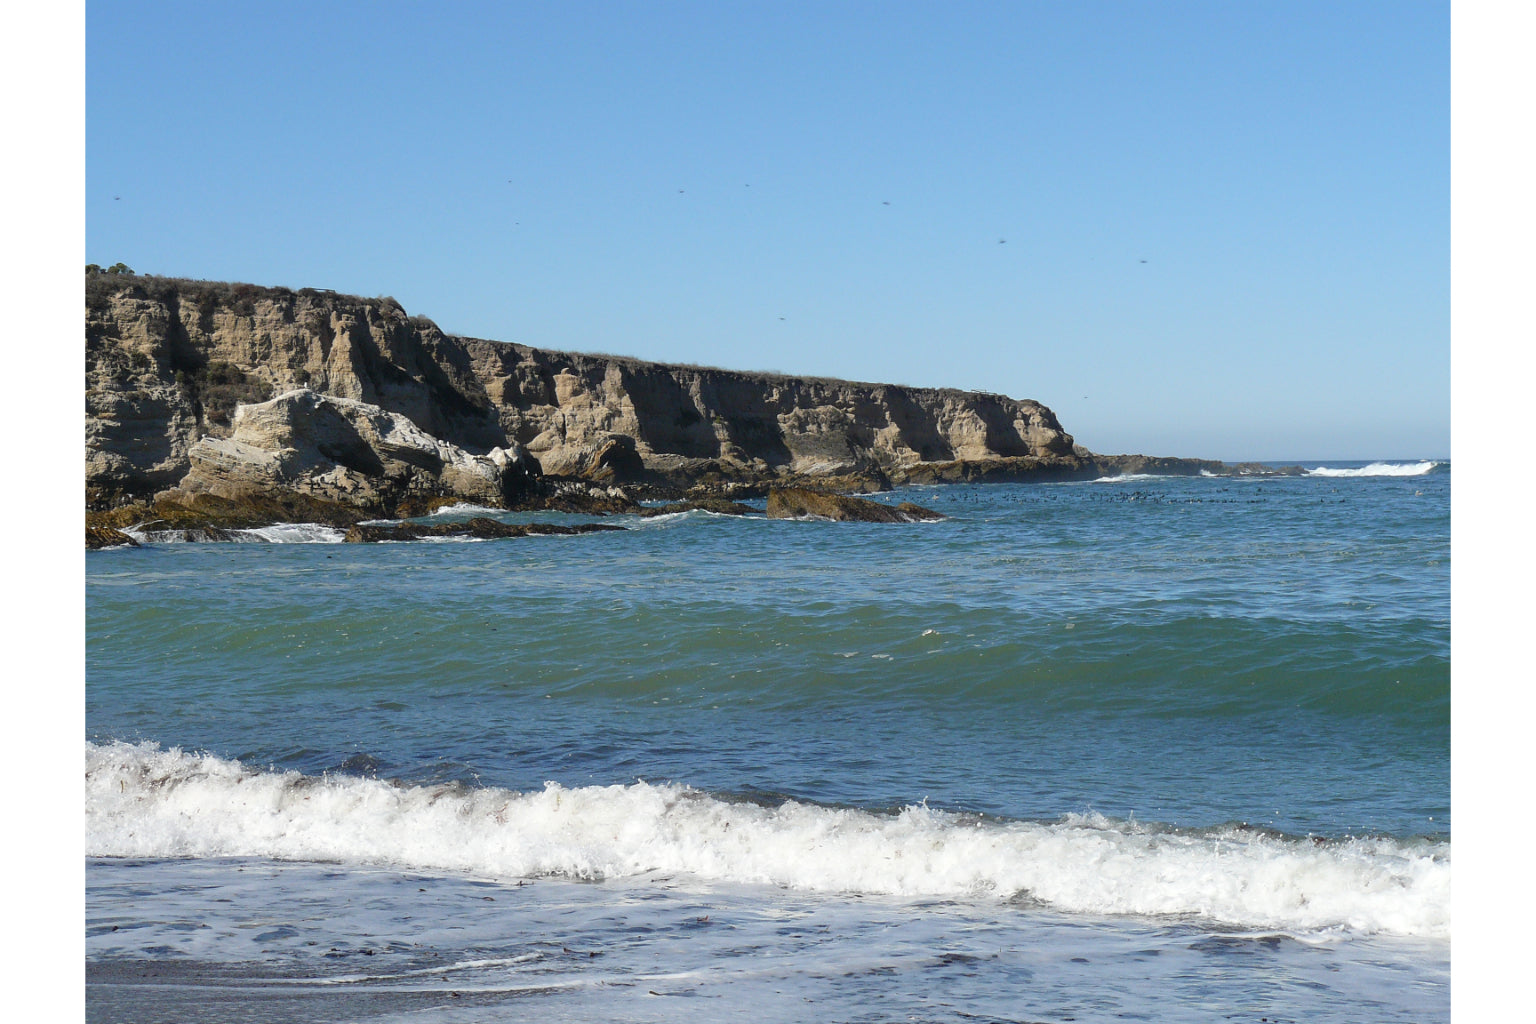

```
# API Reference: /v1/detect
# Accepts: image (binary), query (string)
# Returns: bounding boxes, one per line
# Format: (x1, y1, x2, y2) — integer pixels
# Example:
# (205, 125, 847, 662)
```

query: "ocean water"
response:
(85, 462, 1450, 1023)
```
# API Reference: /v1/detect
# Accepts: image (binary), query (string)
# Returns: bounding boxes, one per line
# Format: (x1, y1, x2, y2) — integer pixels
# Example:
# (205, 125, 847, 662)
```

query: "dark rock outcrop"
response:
(86, 525, 138, 549)
(765, 488, 944, 523)
(506, 483, 643, 516)
(637, 498, 760, 517)
(892, 502, 948, 521)
(343, 518, 626, 543)
(87, 490, 373, 535)
(1085, 454, 1228, 478)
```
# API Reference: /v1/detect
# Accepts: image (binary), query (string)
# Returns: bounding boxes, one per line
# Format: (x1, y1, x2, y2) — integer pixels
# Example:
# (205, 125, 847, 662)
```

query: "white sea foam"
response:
(1305, 461, 1443, 478)
(1087, 473, 1173, 484)
(635, 509, 755, 526)
(85, 742, 1449, 938)
(232, 523, 347, 544)
(120, 523, 346, 544)
(635, 510, 694, 524)
(118, 526, 192, 544)
(419, 502, 504, 517)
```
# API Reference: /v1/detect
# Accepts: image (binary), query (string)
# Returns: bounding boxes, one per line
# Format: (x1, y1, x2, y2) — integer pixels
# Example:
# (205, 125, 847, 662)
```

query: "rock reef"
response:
(343, 518, 626, 544)
(766, 488, 945, 523)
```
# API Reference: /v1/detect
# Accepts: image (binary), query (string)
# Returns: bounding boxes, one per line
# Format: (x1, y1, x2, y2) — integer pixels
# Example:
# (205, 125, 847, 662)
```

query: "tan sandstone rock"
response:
(168, 388, 538, 514)
(85, 275, 1098, 505)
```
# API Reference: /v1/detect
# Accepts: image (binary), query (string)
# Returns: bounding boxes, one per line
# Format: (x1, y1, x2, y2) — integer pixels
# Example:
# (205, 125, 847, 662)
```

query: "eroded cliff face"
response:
(85, 275, 1086, 504)
(171, 388, 541, 513)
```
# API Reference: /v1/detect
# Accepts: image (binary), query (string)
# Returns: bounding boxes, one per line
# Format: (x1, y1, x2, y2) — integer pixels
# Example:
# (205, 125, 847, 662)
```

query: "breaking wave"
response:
(1305, 462, 1444, 478)
(416, 502, 504, 517)
(122, 523, 347, 544)
(1086, 473, 1179, 484)
(235, 523, 348, 543)
(86, 742, 1449, 939)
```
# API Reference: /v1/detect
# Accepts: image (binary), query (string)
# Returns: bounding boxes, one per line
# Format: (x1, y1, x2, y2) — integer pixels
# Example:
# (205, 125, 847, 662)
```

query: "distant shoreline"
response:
(86, 272, 1435, 546)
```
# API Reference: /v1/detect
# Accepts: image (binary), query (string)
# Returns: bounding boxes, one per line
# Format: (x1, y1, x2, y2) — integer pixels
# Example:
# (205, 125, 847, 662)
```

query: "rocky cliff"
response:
(171, 388, 541, 513)
(87, 273, 1117, 508)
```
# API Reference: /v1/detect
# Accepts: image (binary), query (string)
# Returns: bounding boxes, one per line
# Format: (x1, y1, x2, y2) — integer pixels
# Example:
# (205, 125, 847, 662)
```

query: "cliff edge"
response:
(88, 273, 1131, 509)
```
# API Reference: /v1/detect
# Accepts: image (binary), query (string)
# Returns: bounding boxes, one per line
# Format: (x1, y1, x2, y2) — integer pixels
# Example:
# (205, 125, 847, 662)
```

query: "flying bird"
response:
(998, 239, 1006, 244)
(882, 201, 891, 205)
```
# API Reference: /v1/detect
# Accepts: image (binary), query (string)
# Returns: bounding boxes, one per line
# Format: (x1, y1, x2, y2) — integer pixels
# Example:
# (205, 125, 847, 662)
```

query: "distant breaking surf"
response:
(1305, 461, 1444, 478)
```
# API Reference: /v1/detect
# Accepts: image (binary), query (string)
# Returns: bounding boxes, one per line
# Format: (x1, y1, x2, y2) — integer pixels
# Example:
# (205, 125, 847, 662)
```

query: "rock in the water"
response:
(508, 482, 642, 515)
(343, 518, 626, 543)
(86, 525, 139, 549)
(638, 498, 759, 517)
(893, 501, 947, 521)
(1084, 454, 1232, 478)
(765, 487, 944, 523)
(85, 491, 373, 545)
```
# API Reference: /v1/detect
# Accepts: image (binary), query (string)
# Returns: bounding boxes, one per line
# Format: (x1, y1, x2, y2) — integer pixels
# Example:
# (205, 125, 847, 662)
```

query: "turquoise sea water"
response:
(85, 463, 1450, 1022)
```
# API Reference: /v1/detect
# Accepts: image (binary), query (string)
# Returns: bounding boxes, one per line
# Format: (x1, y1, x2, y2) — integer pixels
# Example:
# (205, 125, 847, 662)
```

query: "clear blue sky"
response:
(85, 0, 1447, 461)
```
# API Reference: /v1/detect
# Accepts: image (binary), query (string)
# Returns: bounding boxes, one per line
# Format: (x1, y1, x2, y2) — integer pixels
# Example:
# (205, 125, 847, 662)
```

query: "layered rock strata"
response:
(86, 275, 1097, 510)
(164, 388, 540, 516)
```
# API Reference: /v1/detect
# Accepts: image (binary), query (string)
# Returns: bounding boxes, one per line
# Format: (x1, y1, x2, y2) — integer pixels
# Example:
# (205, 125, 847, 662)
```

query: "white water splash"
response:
(633, 509, 757, 526)
(1305, 462, 1443, 478)
(121, 523, 346, 544)
(86, 741, 1449, 938)
(417, 502, 505, 517)
(1087, 473, 1178, 484)
(234, 523, 348, 543)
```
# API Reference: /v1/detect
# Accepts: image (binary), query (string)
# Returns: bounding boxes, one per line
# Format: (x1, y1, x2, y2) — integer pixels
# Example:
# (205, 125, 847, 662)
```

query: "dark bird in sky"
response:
(882, 201, 890, 205)
(778, 316, 785, 321)
(678, 189, 685, 193)
(114, 196, 121, 200)
(1140, 259, 1148, 263)
(998, 239, 1006, 244)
